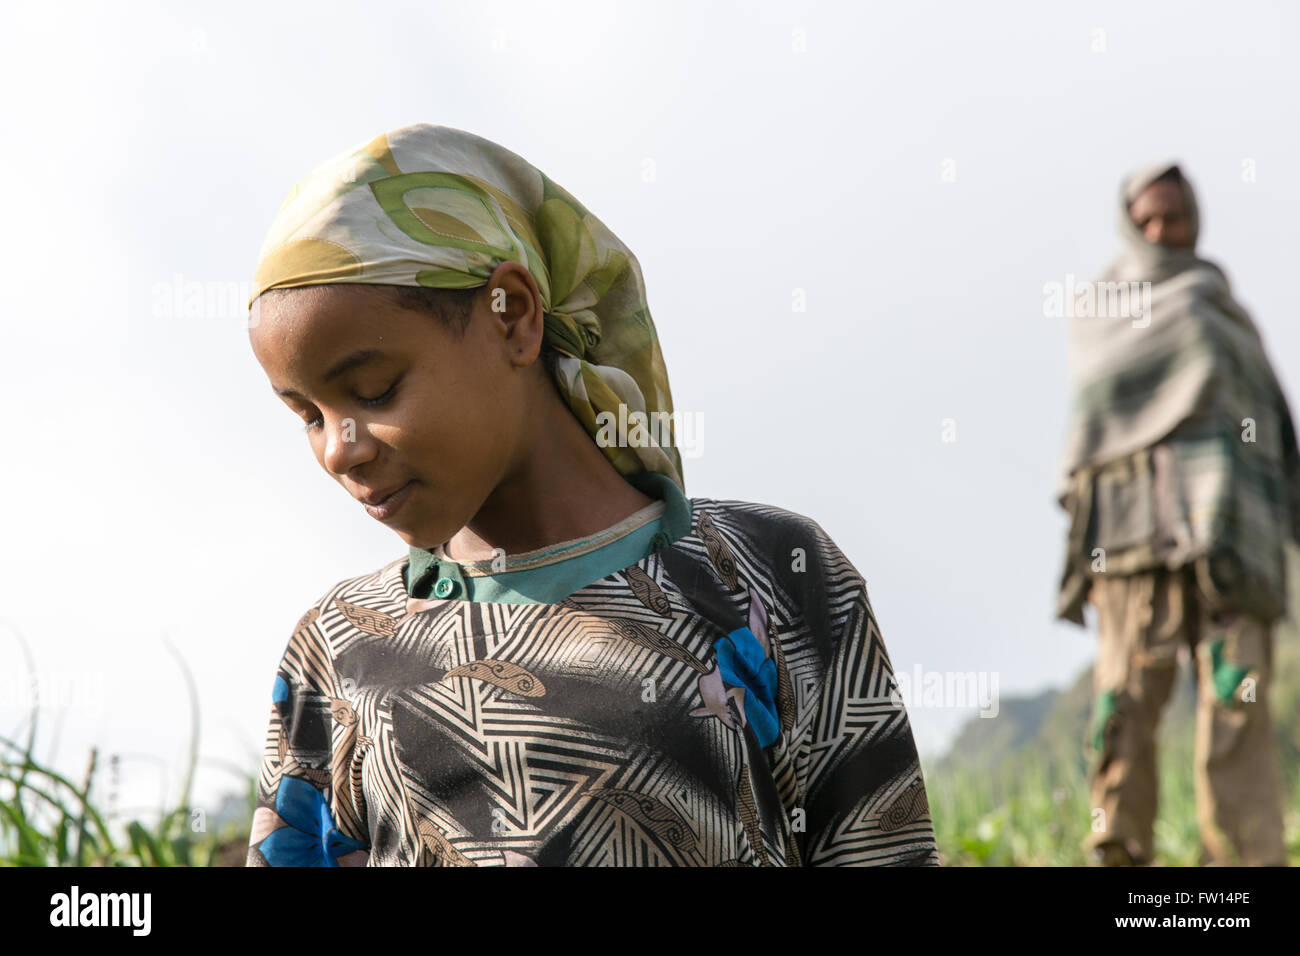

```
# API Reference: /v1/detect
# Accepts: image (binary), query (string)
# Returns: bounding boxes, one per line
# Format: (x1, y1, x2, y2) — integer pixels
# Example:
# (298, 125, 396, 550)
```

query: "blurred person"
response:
(1056, 161, 1300, 866)
(242, 123, 938, 867)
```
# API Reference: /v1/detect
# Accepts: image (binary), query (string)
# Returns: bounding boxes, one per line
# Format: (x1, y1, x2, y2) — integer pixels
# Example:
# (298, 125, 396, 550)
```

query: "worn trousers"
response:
(1084, 566, 1287, 866)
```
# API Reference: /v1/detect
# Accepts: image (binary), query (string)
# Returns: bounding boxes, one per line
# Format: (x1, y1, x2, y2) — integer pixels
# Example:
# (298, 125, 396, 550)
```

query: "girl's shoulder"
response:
(679, 496, 868, 606)
(286, 557, 413, 652)
(684, 496, 851, 564)
(670, 497, 877, 657)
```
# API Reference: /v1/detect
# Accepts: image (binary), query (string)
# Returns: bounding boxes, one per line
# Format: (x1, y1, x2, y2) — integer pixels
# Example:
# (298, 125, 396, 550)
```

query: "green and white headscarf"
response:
(248, 123, 684, 492)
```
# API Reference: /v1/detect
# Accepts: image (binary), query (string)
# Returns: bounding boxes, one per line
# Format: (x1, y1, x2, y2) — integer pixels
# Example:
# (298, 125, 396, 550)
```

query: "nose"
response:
(1144, 217, 1166, 244)
(320, 414, 374, 475)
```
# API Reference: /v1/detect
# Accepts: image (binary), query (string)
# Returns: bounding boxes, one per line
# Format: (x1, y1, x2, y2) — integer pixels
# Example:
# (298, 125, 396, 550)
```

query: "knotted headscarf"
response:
(247, 123, 684, 492)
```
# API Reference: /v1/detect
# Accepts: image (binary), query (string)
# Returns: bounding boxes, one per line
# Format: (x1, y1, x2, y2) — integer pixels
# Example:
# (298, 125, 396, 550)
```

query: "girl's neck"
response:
(442, 402, 656, 562)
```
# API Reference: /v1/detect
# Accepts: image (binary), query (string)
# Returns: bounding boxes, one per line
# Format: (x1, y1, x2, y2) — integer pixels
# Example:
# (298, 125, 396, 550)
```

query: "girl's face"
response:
(248, 266, 544, 550)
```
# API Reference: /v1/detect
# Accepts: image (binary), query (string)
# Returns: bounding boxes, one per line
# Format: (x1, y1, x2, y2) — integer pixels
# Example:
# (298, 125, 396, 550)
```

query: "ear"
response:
(484, 261, 547, 367)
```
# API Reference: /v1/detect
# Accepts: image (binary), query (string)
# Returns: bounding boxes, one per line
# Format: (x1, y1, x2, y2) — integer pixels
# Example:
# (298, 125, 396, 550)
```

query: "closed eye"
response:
(302, 381, 399, 433)
(358, 382, 398, 408)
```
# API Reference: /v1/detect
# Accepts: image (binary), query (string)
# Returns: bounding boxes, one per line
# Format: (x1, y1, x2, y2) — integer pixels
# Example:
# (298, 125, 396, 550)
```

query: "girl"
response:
(243, 123, 938, 866)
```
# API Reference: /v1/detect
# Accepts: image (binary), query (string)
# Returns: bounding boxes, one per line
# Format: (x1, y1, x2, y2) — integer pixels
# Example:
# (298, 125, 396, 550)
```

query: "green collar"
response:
(404, 471, 691, 604)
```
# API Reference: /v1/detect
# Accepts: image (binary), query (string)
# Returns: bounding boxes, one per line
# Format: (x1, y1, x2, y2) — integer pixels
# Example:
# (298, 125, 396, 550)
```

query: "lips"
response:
(360, 480, 415, 521)
(360, 484, 409, 507)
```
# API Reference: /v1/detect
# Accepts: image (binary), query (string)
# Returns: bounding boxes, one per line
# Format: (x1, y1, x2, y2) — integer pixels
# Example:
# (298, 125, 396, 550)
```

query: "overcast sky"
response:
(3, 0, 1298, 826)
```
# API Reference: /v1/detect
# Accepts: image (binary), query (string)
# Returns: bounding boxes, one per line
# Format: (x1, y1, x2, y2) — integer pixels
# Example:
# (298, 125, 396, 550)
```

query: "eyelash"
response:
(302, 383, 398, 433)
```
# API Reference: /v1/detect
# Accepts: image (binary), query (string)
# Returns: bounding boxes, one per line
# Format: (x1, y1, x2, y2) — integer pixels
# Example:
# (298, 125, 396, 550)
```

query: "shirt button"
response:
(650, 532, 671, 552)
(434, 578, 456, 598)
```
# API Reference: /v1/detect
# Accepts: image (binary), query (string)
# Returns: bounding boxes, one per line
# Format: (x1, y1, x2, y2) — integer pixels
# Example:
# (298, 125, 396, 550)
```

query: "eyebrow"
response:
(274, 349, 385, 399)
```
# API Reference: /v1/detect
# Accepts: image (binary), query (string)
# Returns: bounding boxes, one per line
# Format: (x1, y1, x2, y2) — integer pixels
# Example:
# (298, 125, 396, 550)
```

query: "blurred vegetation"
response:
(924, 556, 1300, 866)
(0, 632, 253, 867)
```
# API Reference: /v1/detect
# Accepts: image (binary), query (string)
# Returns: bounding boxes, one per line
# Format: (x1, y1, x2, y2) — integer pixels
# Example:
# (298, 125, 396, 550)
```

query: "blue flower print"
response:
(259, 675, 365, 866)
(258, 776, 367, 866)
(714, 626, 780, 748)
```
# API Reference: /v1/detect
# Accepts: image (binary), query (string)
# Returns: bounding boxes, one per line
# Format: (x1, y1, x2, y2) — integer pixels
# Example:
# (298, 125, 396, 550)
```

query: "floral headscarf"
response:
(248, 123, 684, 492)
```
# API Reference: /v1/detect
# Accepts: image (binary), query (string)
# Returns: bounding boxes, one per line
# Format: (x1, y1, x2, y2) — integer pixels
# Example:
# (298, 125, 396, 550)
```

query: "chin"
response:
(395, 526, 438, 550)
(391, 528, 421, 548)
(398, 516, 461, 551)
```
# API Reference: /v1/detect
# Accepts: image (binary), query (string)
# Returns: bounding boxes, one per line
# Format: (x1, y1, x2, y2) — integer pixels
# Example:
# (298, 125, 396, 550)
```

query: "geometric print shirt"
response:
(246, 495, 940, 866)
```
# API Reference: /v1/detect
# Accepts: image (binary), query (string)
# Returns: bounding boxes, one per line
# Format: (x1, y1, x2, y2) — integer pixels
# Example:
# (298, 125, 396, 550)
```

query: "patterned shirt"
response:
(246, 486, 939, 866)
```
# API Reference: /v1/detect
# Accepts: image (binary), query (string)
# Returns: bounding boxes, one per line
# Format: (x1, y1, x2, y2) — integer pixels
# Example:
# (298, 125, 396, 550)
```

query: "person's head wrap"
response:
(248, 123, 684, 493)
(1104, 160, 1204, 284)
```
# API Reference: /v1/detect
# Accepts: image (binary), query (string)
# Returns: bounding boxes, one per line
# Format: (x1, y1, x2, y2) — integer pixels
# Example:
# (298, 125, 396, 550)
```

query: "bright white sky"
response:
(2, 0, 1297, 831)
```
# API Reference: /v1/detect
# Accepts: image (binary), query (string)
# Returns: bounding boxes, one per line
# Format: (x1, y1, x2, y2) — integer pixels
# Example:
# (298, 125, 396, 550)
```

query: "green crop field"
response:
(924, 594, 1300, 866)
